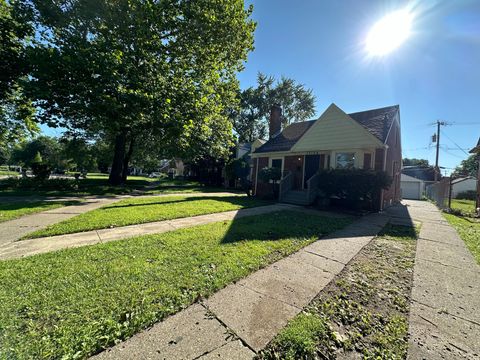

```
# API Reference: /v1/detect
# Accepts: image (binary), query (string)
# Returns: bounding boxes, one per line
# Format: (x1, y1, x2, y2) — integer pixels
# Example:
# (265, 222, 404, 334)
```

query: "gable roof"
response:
(402, 166, 436, 182)
(451, 176, 476, 185)
(470, 137, 480, 153)
(254, 120, 316, 153)
(254, 104, 399, 154)
(348, 105, 399, 143)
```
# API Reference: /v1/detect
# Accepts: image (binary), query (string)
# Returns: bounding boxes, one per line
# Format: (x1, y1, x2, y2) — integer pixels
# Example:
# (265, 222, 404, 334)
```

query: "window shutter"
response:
(319, 154, 325, 169)
(363, 153, 372, 170)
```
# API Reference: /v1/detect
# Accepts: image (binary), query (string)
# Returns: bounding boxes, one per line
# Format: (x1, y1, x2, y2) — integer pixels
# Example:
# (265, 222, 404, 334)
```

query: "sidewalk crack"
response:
(199, 302, 257, 354)
(412, 299, 480, 327)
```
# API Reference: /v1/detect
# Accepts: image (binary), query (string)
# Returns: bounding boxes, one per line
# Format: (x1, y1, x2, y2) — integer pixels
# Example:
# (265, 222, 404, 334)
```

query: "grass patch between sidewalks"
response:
(24, 195, 269, 238)
(0, 210, 352, 359)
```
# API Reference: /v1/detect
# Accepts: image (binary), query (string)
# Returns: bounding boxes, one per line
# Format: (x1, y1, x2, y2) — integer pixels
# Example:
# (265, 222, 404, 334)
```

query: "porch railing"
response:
(306, 171, 320, 203)
(279, 171, 293, 201)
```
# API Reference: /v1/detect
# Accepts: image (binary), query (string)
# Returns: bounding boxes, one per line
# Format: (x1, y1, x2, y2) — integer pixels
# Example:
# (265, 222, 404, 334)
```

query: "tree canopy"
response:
(0, 0, 37, 148)
(452, 154, 479, 178)
(231, 73, 316, 143)
(402, 158, 429, 167)
(22, 0, 255, 184)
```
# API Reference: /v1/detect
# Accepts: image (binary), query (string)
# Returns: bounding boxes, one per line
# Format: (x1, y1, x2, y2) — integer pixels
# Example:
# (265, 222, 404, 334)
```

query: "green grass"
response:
(450, 199, 476, 215)
(0, 201, 81, 223)
(0, 170, 18, 176)
(0, 211, 352, 359)
(444, 213, 480, 264)
(259, 224, 417, 360)
(25, 196, 270, 238)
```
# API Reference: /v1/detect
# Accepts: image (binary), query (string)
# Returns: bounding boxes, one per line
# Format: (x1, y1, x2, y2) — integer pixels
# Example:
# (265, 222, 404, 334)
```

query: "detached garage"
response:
(401, 174, 425, 200)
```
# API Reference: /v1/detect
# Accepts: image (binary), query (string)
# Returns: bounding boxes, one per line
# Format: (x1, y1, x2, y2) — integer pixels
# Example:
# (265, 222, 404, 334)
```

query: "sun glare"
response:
(366, 9, 413, 56)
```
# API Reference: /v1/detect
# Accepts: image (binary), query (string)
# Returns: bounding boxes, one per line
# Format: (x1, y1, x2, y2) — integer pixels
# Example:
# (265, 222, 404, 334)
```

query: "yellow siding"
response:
(292, 103, 383, 152)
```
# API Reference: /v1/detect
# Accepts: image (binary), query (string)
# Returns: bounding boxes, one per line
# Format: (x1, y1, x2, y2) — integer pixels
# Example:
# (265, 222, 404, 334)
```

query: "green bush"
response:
(31, 163, 52, 181)
(259, 167, 282, 199)
(317, 168, 392, 210)
(456, 190, 476, 201)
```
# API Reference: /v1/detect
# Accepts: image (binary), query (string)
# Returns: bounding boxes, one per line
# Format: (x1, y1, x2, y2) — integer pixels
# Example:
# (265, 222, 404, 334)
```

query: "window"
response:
(271, 159, 282, 170)
(336, 153, 355, 169)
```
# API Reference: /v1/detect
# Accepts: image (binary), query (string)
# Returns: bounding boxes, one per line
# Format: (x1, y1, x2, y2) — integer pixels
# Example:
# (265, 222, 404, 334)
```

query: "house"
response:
(402, 165, 437, 182)
(451, 177, 477, 198)
(236, 139, 266, 181)
(469, 137, 480, 209)
(400, 165, 437, 199)
(251, 103, 402, 210)
(400, 173, 425, 200)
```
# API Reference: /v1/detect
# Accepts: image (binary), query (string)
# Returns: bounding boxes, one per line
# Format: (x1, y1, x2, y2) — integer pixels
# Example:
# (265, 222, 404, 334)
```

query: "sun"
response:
(366, 9, 413, 56)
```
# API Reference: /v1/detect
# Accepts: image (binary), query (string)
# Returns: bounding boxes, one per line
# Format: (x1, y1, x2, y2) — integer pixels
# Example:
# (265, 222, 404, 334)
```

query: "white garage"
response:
(401, 174, 425, 200)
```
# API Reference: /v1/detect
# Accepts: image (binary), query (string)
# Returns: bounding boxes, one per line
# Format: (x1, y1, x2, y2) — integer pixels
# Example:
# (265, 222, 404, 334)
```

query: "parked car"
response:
(148, 172, 162, 178)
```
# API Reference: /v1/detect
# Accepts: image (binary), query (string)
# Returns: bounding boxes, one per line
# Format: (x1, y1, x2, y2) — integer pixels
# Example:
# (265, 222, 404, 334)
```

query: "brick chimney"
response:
(269, 104, 282, 139)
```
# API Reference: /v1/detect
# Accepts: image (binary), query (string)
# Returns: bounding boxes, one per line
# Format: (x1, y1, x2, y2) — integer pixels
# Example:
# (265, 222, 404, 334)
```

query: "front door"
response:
(304, 155, 320, 188)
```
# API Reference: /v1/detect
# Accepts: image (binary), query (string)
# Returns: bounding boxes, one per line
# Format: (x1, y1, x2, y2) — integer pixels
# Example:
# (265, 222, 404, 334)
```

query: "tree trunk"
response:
(122, 136, 135, 182)
(108, 130, 127, 185)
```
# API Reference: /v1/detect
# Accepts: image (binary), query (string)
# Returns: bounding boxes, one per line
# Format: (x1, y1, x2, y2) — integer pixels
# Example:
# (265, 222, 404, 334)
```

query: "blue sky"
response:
(237, 0, 480, 174)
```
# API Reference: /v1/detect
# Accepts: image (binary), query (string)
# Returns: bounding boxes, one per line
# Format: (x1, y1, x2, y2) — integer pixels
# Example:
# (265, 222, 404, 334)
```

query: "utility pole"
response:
(434, 120, 445, 181)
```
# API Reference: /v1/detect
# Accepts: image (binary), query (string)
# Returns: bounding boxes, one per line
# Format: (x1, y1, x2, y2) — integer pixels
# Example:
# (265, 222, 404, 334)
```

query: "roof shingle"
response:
(254, 105, 399, 154)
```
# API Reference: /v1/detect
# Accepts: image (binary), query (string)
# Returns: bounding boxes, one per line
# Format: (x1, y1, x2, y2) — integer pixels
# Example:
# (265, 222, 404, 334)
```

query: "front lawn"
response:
(0, 211, 352, 359)
(444, 213, 480, 264)
(25, 195, 270, 238)
(0, 201, 81, 223)
(259, 224, 417, 359)
(450, 199, 476, 216)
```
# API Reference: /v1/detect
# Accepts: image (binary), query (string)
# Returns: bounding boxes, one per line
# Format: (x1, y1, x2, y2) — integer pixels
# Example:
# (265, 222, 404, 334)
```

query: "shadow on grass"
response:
(220, 202, 416, 244)
(0, 200, 83, 212)
(220, 210, 353, 244)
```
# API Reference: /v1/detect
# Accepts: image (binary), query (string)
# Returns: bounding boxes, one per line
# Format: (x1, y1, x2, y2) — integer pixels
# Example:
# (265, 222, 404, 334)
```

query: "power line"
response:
(440, 130, 469, 156)
(448, 122, 480, 126)
(440, 147, 466, 159)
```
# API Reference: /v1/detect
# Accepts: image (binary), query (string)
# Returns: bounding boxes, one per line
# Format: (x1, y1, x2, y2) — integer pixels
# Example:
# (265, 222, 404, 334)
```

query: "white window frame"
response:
(335, 152, 356, 169)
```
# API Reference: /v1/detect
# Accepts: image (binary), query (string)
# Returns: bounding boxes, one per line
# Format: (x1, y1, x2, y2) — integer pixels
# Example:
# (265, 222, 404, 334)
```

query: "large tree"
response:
(24, 0, 255, 184)
(0, 0, 37, 147)
(231, 72, 316, 142)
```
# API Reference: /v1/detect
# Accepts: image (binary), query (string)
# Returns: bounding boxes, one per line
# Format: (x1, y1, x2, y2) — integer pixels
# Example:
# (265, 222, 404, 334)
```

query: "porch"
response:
(254, 149, 383, 205)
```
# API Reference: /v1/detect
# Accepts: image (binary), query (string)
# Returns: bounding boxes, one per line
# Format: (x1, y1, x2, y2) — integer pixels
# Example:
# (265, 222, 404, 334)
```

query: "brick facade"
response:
(284, 155, 304, 190)
(381, 121, 402, 208)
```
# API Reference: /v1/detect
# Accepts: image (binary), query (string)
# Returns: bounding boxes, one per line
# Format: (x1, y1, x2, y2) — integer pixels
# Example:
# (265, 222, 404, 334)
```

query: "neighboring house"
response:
(451, 177, 477, 198)
(469, 137, 480, 209)
(400, 165, 437, 200)
(236, 139, 266, 181)
(402, 165, 437, 182)
(400, 173, 425, 200)
(251, 103, 402, 210)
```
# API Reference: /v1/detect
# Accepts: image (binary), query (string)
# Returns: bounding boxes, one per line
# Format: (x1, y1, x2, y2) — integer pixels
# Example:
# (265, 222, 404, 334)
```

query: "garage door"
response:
(401, 181, 421, 200)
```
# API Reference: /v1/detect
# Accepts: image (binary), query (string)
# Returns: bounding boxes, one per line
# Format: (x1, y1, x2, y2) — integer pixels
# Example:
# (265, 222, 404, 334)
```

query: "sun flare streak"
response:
(366, 9, 413, 56)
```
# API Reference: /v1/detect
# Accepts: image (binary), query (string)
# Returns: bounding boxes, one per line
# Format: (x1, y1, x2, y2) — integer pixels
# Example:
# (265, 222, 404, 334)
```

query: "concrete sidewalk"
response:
(0, 204, 306, 260)
(0, 192, 243, 246)
(388, 200, 480, 360)
(92, 212, 388, 359)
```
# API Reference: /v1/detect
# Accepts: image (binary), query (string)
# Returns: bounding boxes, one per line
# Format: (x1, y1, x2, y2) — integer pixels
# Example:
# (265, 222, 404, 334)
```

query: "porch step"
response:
(281, 190, 311, 206)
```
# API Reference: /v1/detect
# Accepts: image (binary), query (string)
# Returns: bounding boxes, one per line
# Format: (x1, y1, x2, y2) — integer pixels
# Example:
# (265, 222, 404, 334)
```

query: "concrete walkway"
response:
(92, 211, 388, 359)
(0, 204, 308, 260)
(0, 192, 243, 246)
(387, 200, 480, 360)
